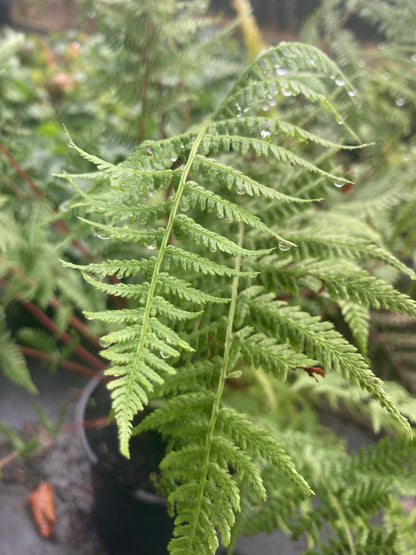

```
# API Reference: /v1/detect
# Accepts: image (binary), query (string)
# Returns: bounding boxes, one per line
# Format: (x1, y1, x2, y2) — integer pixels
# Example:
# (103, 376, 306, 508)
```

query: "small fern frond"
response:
(339, 301, 370, 356)
(183, 181, 280, 238)
(195, 155, 317, 202)
(234, 326, 319, 381)
(300, 260, 416, 315)
(216, 407, 313, 496)
(242, 291, 411, 435)
(0, 331, 38, 394)
(173, 214, 274, 256)
(164, 245, 254, 277)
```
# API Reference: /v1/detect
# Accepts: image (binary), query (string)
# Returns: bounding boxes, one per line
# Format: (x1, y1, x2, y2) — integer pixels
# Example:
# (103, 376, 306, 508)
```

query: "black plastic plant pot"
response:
(76, 374, 174, 555)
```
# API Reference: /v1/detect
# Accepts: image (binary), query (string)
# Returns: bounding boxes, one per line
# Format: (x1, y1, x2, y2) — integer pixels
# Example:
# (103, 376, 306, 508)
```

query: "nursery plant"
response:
(1, 0, 416, 552)
(61, 4, 416, 551)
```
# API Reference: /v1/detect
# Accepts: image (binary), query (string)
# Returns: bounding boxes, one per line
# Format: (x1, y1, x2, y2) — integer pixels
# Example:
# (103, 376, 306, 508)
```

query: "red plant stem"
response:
(48, 297, 101, 348)
(0, 141, 91, 259)
(0, 142, 44, 198)
(19, 345, 105, 380)
(0, 272, 101, 349)
(21, 300, 106, 371)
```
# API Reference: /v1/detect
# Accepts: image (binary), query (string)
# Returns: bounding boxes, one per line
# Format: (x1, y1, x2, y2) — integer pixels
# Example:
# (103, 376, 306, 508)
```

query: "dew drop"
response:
(260, 130, 271, 140)
(210, 244, 217, 253)
(335, 78, 345, 86)
(66, 142, 74, 149)
(262, 104, 270, 111)
(59, 200, 70, 212)
(334, 181, 344, 188)
(236, 184, 246, 195)
(412, 54, 416, 62)
(100, 337, 112, 348)
(269, 98, 277, 107)
(96, 232, 110, 240)
(180, 196, 191, 212)
(282, 90, 292, 97)
(395, 97, 405, 107)
(278, 240, 292, 252)
(358, 60, 366, 68)
(330, 74, 336, 80)
(348, 90, 356, 97)
(160, 351, 170, 359)
(243, 106, 250, 113)
(250, 274, 257, 278)
(276, 68, 288, 76)
(147, 243, 157, 250)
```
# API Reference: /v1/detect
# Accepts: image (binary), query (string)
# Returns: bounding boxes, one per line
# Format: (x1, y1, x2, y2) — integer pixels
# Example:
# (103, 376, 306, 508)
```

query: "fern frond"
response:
(173, 214, 274, 256)
(164, 245, 254, 277)
(0, 332, 38, 394)
(339, 301, 370, 356)
(195, 155, 317, 202)
(209, 117, 366, 151)
(242, 291, 411, 434)
(183, 181, 280, 238)
(301, 260, 416, 315)
(234, 326, 319, 381)
(199, 137, 348, 183)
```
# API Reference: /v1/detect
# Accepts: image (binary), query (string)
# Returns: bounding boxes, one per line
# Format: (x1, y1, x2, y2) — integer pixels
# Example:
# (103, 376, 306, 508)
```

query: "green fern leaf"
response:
(0, 332, 38, 394)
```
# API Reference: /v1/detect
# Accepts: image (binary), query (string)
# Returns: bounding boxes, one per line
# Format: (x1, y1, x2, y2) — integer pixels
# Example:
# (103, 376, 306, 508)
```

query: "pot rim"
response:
(75, 373, 166, 505)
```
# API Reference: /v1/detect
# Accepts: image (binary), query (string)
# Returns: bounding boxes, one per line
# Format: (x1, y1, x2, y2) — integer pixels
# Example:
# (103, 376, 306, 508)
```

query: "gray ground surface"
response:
(0, 363, 373, 555)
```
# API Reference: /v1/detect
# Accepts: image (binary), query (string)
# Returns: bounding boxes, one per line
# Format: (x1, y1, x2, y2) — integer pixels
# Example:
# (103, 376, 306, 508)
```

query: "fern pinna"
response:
(63, 43, 416, 554)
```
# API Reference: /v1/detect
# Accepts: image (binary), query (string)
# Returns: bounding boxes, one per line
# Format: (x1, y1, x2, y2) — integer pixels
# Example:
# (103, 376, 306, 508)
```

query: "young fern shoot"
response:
(63, 42, 414, 554)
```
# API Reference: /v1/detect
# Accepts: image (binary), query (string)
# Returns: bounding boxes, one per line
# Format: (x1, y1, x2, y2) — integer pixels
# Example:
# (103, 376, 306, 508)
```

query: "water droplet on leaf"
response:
(395, 97, 405, 107)
(236, 184, 246, 195)
(60, 201, 70, 212)
(276, 68, 288, 76)
(96, 232, 110, 240)
(278, 240, 292, 251)
(180, 196, 191, 212)
(348, 90, 356, 97)
(335, 78, 345, 87)
(260, 130, 271, 140)
(160, 351, 170, 359)
(282, 90, 292, 97)
(334, 181, 344, 188)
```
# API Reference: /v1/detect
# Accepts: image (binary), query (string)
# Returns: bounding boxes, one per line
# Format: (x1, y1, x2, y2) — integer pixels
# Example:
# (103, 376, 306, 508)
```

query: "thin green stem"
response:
(186, 221, 244, 554)
(120, 118, 211, 456)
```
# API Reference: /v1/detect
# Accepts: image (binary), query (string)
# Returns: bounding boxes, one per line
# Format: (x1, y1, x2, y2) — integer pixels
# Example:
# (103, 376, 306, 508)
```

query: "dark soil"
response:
(83, 380, 166, 494)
